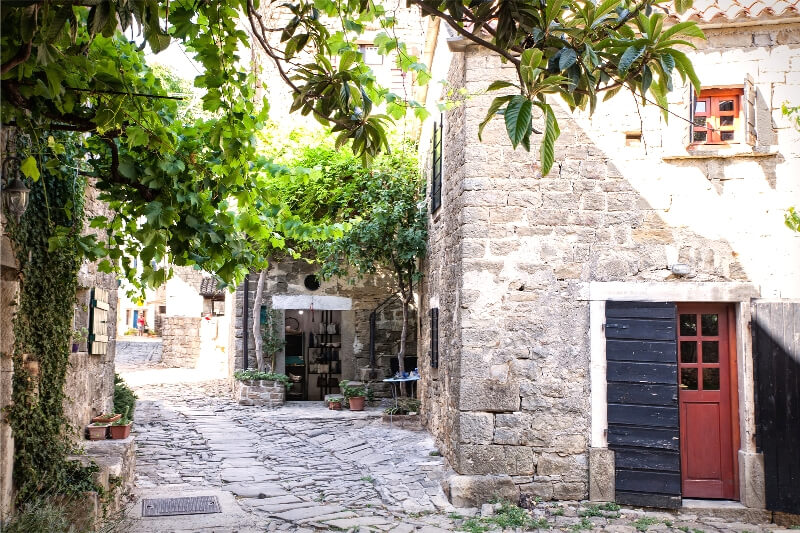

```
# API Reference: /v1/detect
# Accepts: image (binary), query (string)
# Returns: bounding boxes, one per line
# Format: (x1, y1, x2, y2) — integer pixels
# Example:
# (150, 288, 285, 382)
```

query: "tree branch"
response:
(0, 41, 32, 75)
(408, 0, 520, 66)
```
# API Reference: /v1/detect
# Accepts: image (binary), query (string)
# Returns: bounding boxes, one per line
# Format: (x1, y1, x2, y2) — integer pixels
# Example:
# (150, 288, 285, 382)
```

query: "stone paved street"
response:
(117, 348, 795, 533)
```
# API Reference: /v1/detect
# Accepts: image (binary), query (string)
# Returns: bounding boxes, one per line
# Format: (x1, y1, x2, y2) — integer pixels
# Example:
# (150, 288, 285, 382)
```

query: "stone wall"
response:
(161, 316, 203, 367)
(420, 21, 800, 504)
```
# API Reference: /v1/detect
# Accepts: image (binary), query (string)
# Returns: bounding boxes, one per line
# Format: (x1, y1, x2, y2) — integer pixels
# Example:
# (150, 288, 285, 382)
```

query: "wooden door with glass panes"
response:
(692, 89, 742, 144)
(677, 304, 738, 499)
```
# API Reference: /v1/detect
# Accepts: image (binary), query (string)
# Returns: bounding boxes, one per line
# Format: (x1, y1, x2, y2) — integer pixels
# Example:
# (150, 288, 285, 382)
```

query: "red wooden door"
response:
(677, 304, 738, 499)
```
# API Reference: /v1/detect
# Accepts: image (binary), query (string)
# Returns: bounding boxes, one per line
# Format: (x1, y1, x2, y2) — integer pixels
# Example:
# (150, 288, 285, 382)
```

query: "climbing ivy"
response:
(5, 132, 98, 504)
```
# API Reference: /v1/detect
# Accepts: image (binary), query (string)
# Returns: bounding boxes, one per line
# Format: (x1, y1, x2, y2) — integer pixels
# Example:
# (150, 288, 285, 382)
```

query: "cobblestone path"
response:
(119, 360, 795, 533)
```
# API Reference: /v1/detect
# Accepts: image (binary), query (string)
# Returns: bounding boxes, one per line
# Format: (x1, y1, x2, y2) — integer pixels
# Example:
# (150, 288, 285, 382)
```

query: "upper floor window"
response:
(692, 88, 743, 145)
(358, 45, 383, 65)
(431, 120, 442, 213)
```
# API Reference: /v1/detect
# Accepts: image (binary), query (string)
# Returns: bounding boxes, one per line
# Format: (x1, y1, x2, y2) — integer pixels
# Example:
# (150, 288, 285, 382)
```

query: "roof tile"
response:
(668, 0, 800, 22)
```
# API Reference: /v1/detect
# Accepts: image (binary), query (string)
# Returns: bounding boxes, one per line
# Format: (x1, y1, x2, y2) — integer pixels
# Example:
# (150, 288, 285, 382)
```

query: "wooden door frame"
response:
(676, 302, 740, 500)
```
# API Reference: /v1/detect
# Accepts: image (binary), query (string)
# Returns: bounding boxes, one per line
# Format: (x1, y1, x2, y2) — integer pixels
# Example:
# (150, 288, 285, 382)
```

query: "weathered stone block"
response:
(458, 380, 520, 412)
(553, 481, 587, 500)
(447, 474, 519, 507)
(589, 447, 615, 502)
(454, 445, 535, 475)
(456, 412, 494, 444)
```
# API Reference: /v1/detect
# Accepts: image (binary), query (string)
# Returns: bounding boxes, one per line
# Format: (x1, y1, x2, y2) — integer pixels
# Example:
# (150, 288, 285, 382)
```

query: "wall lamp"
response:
(1, 155, 30, 222)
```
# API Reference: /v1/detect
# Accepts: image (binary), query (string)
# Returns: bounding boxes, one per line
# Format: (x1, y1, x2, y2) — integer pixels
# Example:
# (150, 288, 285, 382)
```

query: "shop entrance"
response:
(283, 308, 343, 401)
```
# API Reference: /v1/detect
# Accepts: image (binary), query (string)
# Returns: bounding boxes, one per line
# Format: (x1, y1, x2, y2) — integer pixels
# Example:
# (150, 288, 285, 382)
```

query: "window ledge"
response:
(663, 146, 779, 161)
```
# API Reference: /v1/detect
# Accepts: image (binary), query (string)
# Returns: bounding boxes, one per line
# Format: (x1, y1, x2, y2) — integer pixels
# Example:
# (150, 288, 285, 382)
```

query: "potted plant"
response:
(328, 398, 342, 410)
(87, 422, 109, 440)
(339, 380, 367, 411)
(72, 327, 88, 352)
(110, 407, 132, 439)
(91, 412, 121, 424)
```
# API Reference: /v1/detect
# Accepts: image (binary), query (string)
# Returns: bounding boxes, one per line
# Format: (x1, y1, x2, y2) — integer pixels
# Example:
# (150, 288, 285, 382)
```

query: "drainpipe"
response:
(243, 274, 249, 370)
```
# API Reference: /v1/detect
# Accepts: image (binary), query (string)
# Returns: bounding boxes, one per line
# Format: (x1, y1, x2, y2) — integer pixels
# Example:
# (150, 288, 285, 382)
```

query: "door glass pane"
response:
(693, 131, 707, 142)
(701, 314, 718, 336)
(695, 101, 707, 113)
(720, 131, 734, 141)
(702, 341, 719, 363)
(680, 314, 697, 336)
(719, 100, 734, 111)
(703, 368, 720, 390)
(681, 368, 698, 390)
(681, 341, 698, 363)
(720, 116, 734, 126)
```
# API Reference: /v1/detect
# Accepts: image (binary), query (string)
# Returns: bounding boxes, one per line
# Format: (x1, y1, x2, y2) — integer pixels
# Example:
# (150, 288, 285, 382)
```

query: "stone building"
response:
(416, 0, 800, 512)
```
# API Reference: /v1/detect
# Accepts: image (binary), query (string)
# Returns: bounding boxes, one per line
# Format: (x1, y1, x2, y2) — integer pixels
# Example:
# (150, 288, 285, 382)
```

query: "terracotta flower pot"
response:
(92, 413, 121, 424)
(348, 396, 366, 411)
(109, 423, 132, 440)
(87, 424, 109, 440)
(330, 402, 342, 410)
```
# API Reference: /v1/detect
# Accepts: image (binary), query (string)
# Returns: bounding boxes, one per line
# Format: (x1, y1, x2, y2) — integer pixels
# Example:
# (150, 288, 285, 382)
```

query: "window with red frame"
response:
(692, 89, 743, 145)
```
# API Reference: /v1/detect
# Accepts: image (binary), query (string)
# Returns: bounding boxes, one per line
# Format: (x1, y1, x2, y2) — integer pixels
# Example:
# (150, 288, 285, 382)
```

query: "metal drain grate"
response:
(141, 496, 222, 517)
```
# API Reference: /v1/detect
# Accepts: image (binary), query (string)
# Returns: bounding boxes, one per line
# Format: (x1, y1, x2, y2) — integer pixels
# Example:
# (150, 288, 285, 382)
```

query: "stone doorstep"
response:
(677, 499, 773, 524)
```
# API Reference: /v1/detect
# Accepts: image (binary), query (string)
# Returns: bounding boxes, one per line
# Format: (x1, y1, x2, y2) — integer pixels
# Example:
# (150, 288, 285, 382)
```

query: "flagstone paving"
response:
(118, 353, 796, 533)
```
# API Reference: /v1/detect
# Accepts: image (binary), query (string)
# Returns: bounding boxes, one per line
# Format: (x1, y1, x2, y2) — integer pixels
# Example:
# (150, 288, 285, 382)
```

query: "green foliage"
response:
(383, 397, 421, 415)
(233, 369, 293, 389)
(339, 380, 368, 399)
(459, 501, 548, 532)
(113, 374, 137, 421)
(633, 517, 661, 531)
(4, 133, 101, 504)
(579, 502, 620, 518)
(571, 517, 594, 531)
(783, 104, 800, 232)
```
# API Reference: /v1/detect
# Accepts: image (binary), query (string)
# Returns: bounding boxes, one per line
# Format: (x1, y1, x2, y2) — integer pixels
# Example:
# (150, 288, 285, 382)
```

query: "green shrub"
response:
(113, 374, 136, 421)
(0, 499, 76, 533)
(233, 370, 292, 389)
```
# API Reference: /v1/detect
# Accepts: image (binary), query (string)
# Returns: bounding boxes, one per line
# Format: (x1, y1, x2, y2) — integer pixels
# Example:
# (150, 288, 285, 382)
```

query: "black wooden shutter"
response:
(431, 120, 442, 213)
(88, 287, 109, 356)
(606, 301, 681, 509)
(753, 302, 800, 513)
(430, 308, 439, 368)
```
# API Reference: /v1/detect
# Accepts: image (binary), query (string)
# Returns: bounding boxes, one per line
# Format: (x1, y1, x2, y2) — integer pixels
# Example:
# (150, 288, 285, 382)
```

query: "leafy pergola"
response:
(1, 0, 702, 286)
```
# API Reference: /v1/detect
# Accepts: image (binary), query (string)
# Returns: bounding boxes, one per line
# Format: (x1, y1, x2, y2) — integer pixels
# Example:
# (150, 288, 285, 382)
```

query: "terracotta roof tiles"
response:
(668, 0, 800, 22)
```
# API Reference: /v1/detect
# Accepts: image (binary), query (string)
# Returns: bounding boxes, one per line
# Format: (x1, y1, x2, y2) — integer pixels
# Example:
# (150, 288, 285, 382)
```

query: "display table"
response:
(382, 376, 420, 405)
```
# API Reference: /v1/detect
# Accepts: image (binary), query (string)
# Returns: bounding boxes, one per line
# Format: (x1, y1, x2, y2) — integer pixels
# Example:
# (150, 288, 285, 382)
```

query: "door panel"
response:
(677, 303, 737, 499)
(606, 301, 681, 508)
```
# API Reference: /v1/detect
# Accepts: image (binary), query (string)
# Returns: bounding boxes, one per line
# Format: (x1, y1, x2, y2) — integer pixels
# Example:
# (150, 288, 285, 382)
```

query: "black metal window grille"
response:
(430, 307, 439, 368)
(431, 120, 442, 213)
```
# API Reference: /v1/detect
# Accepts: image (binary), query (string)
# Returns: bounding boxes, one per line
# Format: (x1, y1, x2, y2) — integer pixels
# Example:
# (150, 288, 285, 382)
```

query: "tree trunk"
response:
(397, 293, 410, 375)
(252, 269, 267, 371)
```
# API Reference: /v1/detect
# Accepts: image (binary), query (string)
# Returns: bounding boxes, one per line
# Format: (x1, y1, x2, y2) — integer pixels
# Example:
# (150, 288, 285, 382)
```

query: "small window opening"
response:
(625, 131, 642, 146)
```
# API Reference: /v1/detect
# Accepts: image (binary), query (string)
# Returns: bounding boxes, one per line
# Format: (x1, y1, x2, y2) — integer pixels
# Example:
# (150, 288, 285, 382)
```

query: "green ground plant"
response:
(634, 517, 662, 531)
(458, 501, 550, 532)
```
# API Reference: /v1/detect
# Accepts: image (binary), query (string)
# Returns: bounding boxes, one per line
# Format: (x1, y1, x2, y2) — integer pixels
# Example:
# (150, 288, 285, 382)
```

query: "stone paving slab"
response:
(121, 364, 794, 533)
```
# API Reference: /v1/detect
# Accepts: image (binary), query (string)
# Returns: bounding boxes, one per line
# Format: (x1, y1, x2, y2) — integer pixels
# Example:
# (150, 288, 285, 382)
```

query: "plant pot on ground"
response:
(329, 399, 342, 410)
(348, 396, 366, 411)
(87, 423, 109, 440)
(339, 380, 368, 411)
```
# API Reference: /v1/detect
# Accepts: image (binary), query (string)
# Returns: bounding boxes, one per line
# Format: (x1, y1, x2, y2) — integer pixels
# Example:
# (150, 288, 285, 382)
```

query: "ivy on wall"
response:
(5, 132, 97, 504)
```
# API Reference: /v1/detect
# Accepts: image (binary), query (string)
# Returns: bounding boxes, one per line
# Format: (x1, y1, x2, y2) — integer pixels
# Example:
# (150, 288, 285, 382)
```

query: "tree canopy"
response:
(1, 0, 702, 290)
